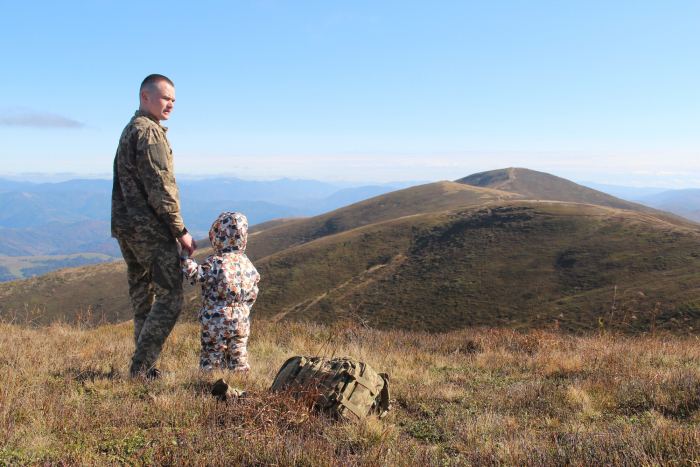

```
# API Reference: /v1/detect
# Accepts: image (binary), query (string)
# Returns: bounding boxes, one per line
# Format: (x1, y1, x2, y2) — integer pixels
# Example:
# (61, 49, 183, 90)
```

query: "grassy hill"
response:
(0, 260, 132, 323)
(3, 169, 699, 335)
(2, 320, 699, 465)
(244, 181, 520, 260)
(247, 201, 700, 334)
(457, 167, 692, 223)
(248, 217, 307, 233)
(0, 181, 519, 323)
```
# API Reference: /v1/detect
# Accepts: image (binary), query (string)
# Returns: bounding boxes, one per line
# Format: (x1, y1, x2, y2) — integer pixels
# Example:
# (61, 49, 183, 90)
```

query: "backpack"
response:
(269, 356, 390, 421)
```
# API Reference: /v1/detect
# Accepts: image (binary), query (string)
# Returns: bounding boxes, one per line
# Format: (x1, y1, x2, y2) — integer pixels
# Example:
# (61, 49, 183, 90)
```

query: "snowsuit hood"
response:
(209, 212, 248, 254)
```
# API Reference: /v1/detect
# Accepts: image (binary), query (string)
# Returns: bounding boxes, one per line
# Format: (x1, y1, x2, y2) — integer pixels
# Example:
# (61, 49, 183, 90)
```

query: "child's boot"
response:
(211, 378, 247, 401)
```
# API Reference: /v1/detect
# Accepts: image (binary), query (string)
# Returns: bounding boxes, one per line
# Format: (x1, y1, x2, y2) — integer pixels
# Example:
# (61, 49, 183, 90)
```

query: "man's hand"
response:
(178, 233, 197, 256)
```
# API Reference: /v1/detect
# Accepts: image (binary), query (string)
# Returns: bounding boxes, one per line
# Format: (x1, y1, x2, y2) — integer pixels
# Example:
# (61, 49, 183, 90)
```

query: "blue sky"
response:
(0, 1, 698, 186)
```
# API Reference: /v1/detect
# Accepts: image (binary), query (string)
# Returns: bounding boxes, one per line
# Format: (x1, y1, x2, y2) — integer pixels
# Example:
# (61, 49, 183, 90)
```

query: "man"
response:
(111, 74, 197, 379)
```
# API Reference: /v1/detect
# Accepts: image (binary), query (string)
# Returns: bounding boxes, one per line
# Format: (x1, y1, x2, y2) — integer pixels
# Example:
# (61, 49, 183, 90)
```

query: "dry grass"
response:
(1, 320, 700, 466)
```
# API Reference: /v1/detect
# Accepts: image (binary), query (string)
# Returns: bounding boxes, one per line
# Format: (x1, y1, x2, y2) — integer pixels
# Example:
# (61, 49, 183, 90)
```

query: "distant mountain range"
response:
(577, 182, 672, 200)
(579, 182, 700, 224)
(0, 177, 427, 260)
(632, 190, 700, 223)
(3, 167, 700, 335)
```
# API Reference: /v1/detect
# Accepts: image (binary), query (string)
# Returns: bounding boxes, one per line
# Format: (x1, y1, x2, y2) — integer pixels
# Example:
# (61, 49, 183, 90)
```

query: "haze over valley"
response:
(0, 176, 427, 280)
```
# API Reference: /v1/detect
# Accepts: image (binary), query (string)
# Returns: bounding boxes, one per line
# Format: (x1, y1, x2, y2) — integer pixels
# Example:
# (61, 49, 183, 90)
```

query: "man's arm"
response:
(136, 132, 196, 253)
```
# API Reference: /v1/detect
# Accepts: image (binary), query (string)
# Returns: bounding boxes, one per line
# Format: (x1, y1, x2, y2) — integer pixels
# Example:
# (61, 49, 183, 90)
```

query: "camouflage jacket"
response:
(111, 110, 187, 242)
(181, 212, 260, 319)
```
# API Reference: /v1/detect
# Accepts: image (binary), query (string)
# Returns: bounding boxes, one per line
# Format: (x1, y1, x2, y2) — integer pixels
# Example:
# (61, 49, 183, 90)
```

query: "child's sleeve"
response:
(242, 261, 261, 309)
(181, 256, 214, 286)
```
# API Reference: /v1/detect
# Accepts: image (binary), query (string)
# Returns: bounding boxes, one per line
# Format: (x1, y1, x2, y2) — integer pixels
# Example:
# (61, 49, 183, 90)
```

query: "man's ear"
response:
(140, 90, 149, 104)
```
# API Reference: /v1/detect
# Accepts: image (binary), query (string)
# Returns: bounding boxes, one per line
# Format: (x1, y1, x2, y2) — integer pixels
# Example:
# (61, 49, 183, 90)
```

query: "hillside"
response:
(248, 201, 700, 334)
(0, 181, 515, 323)
(2, 320, 700, 465)
(249, 217, 307, 233)
(457, 168, 691, 223)
(244, 181, 520, 260)
(0, 260, 131, 322)
(3, 169, 698, 334)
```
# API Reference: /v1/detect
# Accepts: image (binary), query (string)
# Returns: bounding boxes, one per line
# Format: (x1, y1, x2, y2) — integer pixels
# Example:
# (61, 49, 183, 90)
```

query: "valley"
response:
(0, 253, 117, 282)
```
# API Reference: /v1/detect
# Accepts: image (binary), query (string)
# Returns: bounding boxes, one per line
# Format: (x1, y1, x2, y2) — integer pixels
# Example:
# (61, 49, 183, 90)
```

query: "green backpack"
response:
(269, 356, 390, 421)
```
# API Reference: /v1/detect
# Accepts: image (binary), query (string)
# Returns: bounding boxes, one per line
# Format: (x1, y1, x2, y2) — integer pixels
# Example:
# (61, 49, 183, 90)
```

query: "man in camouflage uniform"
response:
(111, 74, 197, 379)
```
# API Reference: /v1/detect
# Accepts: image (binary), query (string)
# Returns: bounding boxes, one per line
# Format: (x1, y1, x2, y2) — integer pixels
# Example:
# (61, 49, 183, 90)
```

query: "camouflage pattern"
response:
(111, 110, 187, 242)
(199, 310, 250, 371)
(270, 356, 390, 421)
(112, 110, 188, 375)
(181, 212, 260, 370)
(117, 235, 184, 375)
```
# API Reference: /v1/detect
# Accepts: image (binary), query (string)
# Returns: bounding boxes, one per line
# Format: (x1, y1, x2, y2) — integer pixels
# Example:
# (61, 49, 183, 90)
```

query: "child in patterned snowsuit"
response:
(181, 212, 260, 371)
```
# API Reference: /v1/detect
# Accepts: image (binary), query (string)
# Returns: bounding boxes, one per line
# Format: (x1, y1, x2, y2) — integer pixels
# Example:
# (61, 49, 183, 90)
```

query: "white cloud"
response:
(0, 109, 84, 129)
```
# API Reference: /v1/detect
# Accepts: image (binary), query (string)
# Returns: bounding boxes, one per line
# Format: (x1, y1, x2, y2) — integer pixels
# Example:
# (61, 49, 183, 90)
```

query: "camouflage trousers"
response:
(117, 235, 184, 375)
(200, 305, 250, 371)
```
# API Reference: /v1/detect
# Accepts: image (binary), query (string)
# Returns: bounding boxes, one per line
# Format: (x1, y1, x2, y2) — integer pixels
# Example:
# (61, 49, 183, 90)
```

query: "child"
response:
(181, 212, 260, 371)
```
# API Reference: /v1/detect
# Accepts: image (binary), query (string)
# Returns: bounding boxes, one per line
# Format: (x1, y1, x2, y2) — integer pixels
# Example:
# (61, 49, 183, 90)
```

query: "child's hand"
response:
(177, 242, 189, 258)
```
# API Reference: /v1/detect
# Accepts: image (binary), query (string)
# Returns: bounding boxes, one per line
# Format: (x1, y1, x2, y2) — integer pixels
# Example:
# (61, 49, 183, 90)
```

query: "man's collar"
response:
(134, 110, 167, 131)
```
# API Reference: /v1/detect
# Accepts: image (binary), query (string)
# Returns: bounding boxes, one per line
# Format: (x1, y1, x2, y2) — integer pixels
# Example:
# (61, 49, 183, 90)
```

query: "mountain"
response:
(0, 179, 35, 194)
(0, 220, 120, 257)
(456, 168, 690, 222)
(3, 168, 698, 335)
(0, 190, 111, 228)
(314, 186, 397, 212)
(633, 189, 700, 223)
(180, 199, 305, 239)
(577, 182, 672, 200)
(0, 217, 292, 321)
(243, 181, 522, 261)
(249, 201, 700, 334)
(0, 180, 116, 257)
(574, 183, 700, 225)
(249, 217, 306, 233)
(0, 180, 522, 322)
(0, 259, 132, 321)
(180, 186, 400, 238)
(0, 177, 423, 258)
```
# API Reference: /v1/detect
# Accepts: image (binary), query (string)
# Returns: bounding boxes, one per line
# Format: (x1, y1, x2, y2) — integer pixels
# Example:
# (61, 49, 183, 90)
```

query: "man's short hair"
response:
(140, 74, 174, 91)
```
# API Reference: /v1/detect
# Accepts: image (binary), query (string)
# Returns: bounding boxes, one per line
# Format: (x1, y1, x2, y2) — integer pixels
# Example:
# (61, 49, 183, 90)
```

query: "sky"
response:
(0, 0, 698, 186)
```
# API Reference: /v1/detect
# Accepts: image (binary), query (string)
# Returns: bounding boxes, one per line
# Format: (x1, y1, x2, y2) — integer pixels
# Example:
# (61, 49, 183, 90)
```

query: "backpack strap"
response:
(351, 374, 379, 396)
(346, 364, 379, 396)
(378, 373, 390, 418)
(334, 394, 364, 419)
